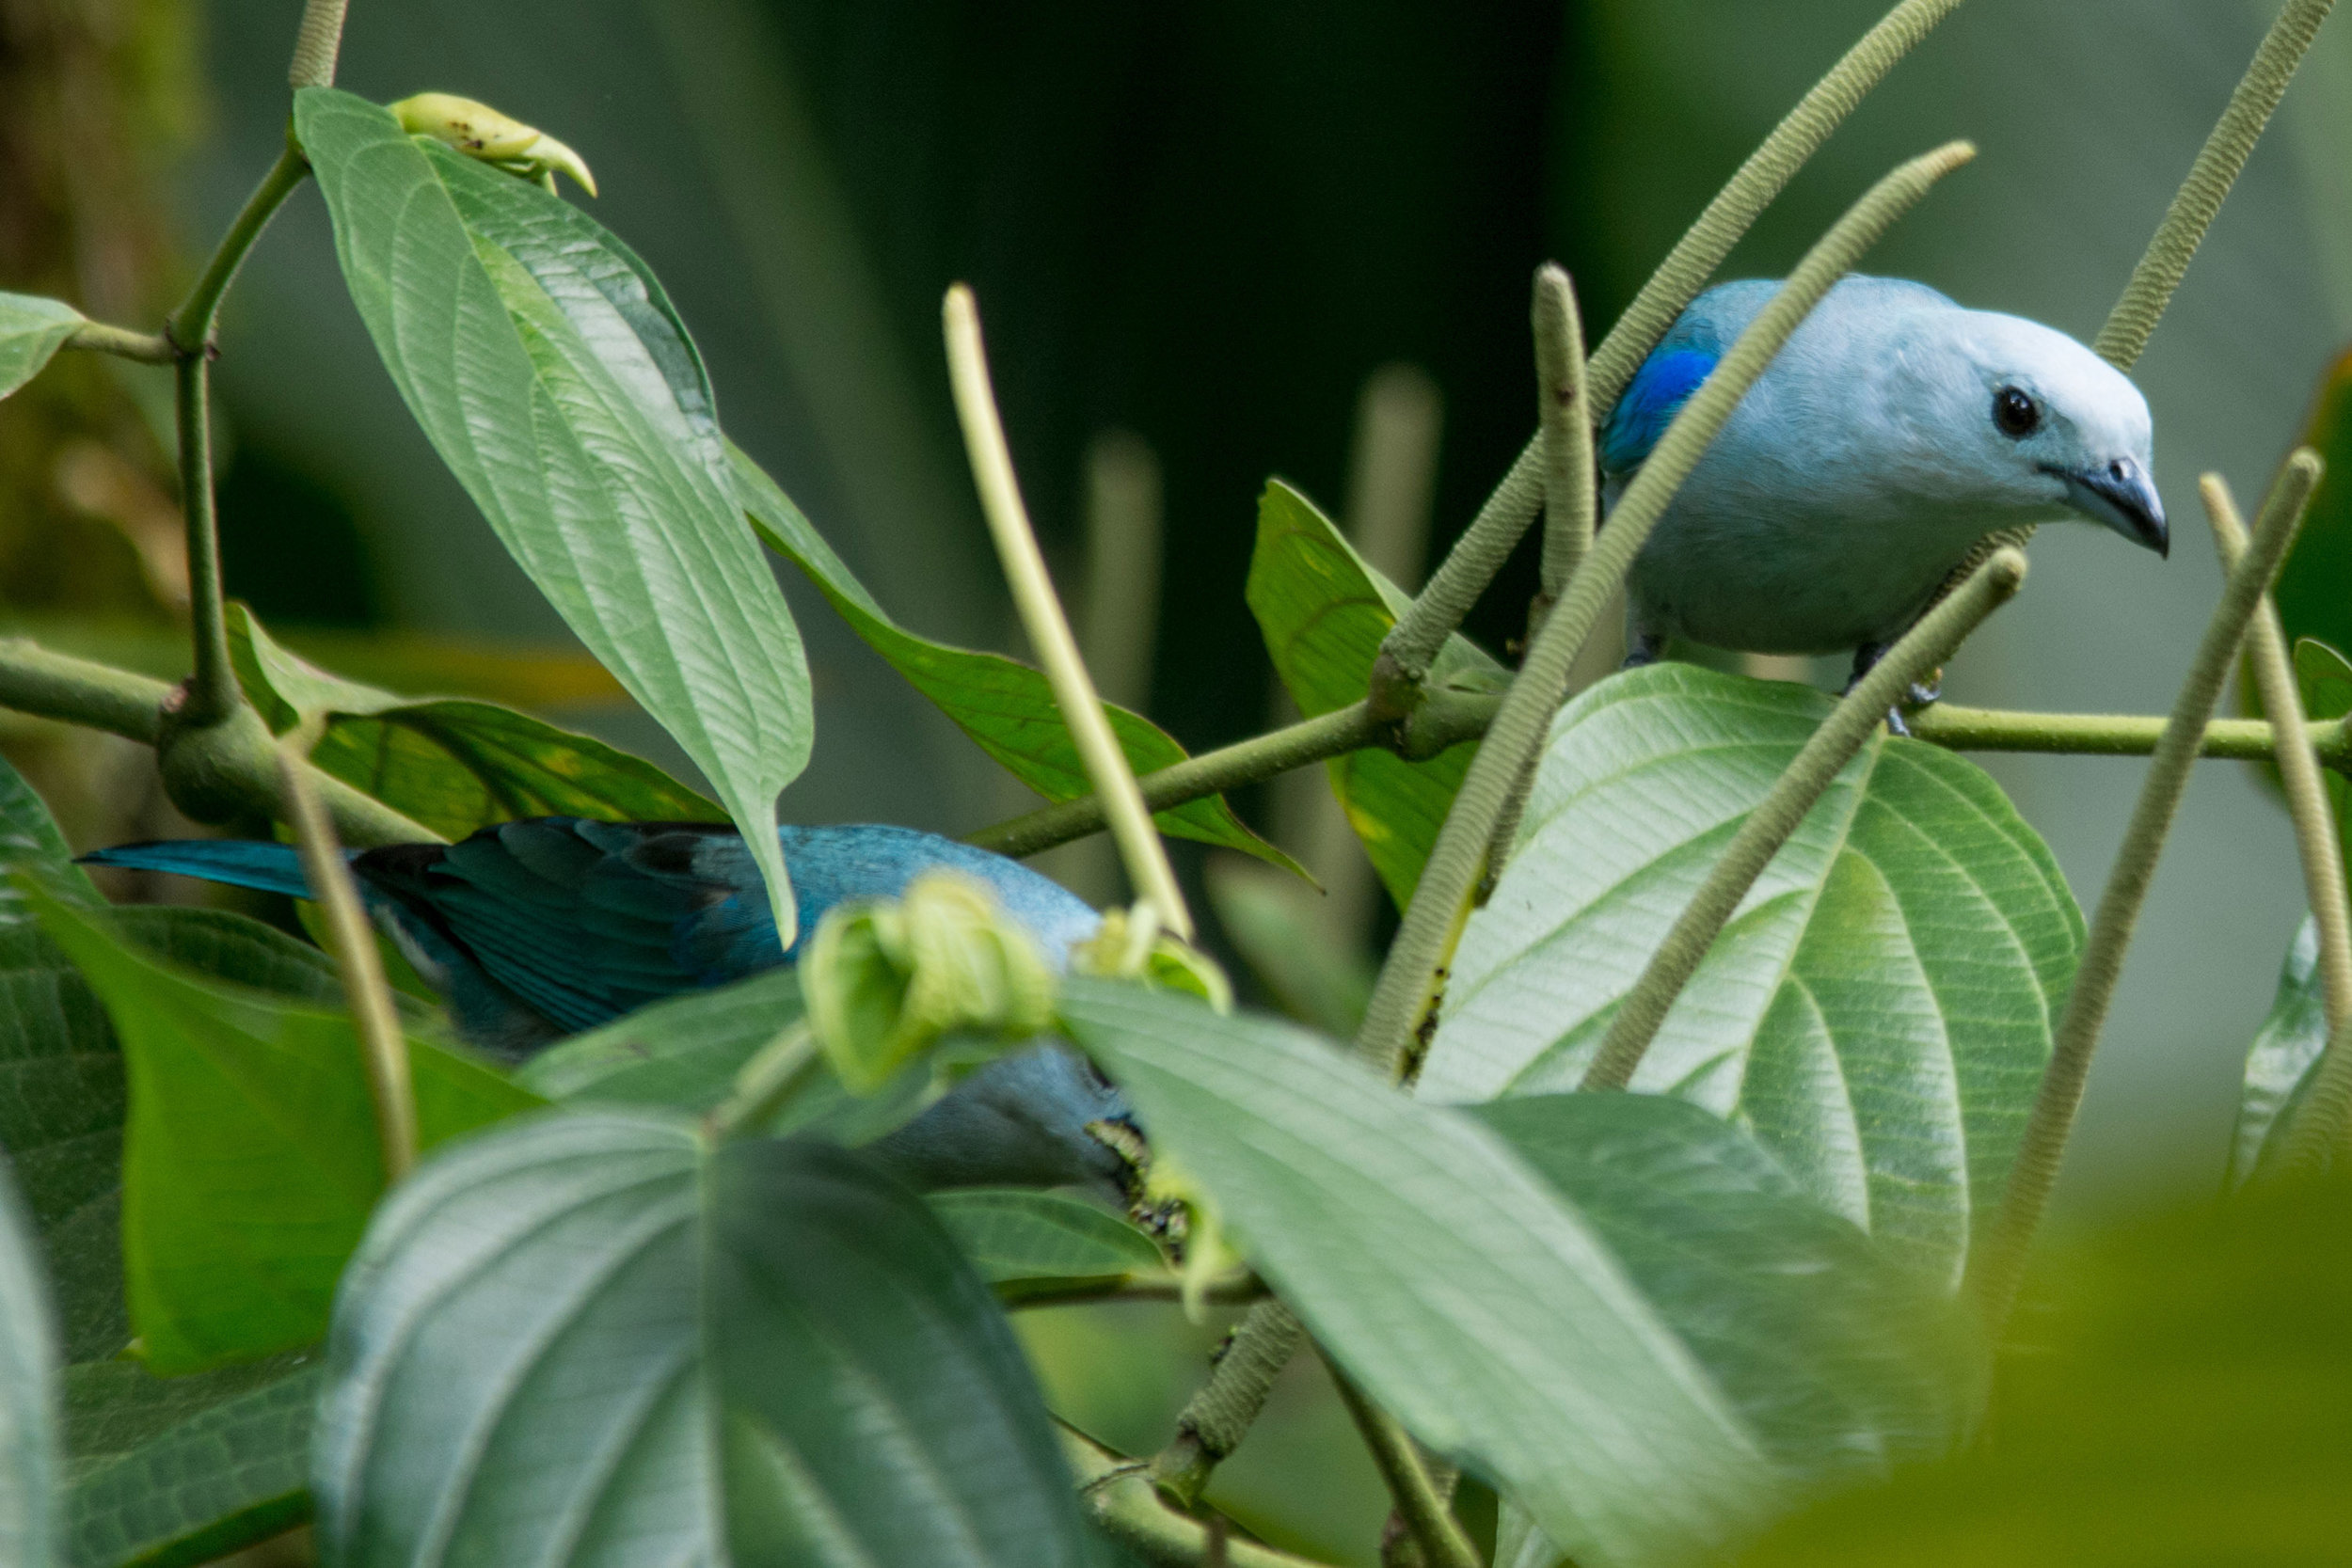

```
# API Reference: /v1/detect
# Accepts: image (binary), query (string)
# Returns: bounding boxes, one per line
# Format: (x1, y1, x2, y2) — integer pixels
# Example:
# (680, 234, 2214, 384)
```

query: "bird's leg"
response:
(1844, 641, 1915, 736)
(1622, 627, 1667, 670)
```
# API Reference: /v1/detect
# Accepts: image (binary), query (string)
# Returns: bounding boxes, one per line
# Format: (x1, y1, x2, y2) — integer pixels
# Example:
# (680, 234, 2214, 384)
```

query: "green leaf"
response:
(1246, 480, 1506, 907)
(0, 760, 338, 1565)
(0, 292, 84, 402)
(732, 441, 1303, 875)
(1058, 978, 1778, 1568)
(1735, 1177, 2352, 1566)
(230, 604, 718, 840)
(1421, 664, 2083, 1285)
(2293, 637, 2352, 851)
(2229, 915, 2325, 1187)
(1465, 1095, 1981, 1479)
(1203, 854, 1375, 1037)
(516, 966, 804, 1112)
(62, 1359, 316, 1568)
(295, 87, 811, 942)
(26, 886, 541, 1374)
(2267, 351, 2352, 679)
(312, 1108, 1092, 1567)
(0, 1154, 59, 1568)
(926, 1187, 1165, 1301)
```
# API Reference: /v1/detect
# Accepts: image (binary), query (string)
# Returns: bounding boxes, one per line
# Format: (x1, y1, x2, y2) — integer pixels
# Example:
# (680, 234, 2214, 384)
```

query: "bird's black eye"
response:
(1992, 385, 2040, 438)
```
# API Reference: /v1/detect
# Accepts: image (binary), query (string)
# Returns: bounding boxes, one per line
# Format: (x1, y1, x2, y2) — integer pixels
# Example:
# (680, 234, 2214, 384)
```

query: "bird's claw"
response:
(1883, 706, 1913, 737)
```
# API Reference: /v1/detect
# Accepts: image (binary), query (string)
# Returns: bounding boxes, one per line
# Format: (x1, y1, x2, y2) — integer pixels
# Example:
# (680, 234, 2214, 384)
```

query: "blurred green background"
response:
(6, 1, 2349, 1560)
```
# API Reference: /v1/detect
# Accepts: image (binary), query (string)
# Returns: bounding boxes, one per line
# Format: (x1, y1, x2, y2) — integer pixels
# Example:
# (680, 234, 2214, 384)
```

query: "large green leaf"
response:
(515, 967, 804, 1112)
(1420, 664, 2083, 1285)
(230, 605, 717, 840)
(1735, 1177, 2352, 1566)
(0, 1154, 57, 1568)
(2229, 915, 2325, 1187)
(1466, 1095, 1979, 1479)
(0, 762, 350, 1566)
(63, 1359, 316, 1568)
(732, 442, 1302, 874)
(2268, 350, 2352, 674)
(311, 1108, 1092, 1568)
(1057, 978, 1777, 1568)
(295, 87, 811, 942)
(28, 888, 540, 1375)
(1246, 480, 1505, 907)
(926, 1187, 1165, 1302)
(0, 292, 83, 402)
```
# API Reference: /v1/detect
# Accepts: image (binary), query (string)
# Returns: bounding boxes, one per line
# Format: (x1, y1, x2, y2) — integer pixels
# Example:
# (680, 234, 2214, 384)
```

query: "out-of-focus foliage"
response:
(1737, 1178, 2352, 1567)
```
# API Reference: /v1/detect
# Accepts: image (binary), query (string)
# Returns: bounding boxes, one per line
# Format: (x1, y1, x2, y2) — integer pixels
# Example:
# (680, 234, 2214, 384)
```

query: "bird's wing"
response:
(355, 819, 779, 1036)
(1600, 346, 1720, 474)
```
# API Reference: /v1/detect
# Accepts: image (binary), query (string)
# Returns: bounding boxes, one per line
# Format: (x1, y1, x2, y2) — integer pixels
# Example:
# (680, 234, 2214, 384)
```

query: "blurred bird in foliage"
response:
(1605, 276, 2165, 697)
(84, 819, 1134, 1197)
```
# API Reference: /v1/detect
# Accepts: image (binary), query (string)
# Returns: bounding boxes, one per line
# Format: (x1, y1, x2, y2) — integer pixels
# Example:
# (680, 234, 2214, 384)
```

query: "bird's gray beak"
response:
(2058, 459, 2169, 558)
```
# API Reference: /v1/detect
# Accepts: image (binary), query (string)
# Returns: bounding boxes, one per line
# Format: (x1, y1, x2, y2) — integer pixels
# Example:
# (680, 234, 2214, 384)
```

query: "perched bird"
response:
(1603, 276, 2166, 686)
(82, 819, 1133, 1197)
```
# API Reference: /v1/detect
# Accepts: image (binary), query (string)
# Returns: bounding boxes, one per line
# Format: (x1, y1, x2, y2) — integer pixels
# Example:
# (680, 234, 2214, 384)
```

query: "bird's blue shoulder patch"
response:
(1600, 347, 1718, 475)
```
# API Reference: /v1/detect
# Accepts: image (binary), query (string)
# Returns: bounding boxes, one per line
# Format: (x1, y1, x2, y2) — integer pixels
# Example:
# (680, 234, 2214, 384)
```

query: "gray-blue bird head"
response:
(1909, 308, 2166, 556)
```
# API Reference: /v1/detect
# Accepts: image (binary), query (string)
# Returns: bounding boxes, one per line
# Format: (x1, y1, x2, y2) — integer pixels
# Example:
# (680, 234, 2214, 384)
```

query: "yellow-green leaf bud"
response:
(803, 872, 1059, 1096)
(389, 92, 598, 197)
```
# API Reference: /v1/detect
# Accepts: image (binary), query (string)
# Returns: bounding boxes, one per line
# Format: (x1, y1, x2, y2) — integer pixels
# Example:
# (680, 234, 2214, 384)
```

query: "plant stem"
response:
(277, 746, 415, 1180)
(1327, 1364, 1480, 1568)
(161, 140, 310, 736)
(2201, 478, 2352, 1037)
(172, 354, 238, 726)
(1582, 0, 1970, 410)
(167, 144, 309, 355)
(2094, 0, 2339, 372)
(1356, 142, 1973, 1085)
(1968, 452, 2319, 1332)
(704, 1021, 820, 1139)
(1373, 443, 1543, 704)
(1581, 549, 2027, 1092)
(0, 640, 170, 743)
(1534, 265, 1595, 601)
(1374, 0, 1965, 705)
(287, 0, 350, 90)
(1905, 704, 2344, 763)
(1953, 0, 2336, 585)
(943, 285, 1193, 942)
(1150, 1300, 1305, 1510)
(1060, 1425, 1336, 1568)
(966, 696, 1495, 860)
(62, 322, 176, 364)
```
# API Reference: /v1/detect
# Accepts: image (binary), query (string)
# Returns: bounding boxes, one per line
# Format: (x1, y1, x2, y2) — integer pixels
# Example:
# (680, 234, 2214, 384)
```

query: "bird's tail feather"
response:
(78, 840, 314, 899)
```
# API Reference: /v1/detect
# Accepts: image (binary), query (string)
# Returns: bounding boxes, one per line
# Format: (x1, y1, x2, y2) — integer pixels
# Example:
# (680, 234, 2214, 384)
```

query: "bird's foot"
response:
(1622, 629, 1667, 670)
(1905, 668, 1944, 708)
(1883, 706, 1914, 737)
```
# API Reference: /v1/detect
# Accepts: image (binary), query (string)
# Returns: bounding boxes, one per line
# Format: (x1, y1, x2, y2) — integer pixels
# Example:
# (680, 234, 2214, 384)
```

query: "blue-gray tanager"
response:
(1603, 276, 2166, 682)
(82, 820, 1134, 1197)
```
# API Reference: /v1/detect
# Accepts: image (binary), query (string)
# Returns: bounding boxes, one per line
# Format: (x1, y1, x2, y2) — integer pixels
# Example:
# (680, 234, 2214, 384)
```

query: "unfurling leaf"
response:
(803, 874, 1058, 1095)
(389, 91, 596, 195)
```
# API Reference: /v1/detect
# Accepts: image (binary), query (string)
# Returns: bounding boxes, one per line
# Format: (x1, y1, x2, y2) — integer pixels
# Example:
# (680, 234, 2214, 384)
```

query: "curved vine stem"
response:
(1355, 141, 1974, 1084)
(1969, 451, 2320, 1333)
